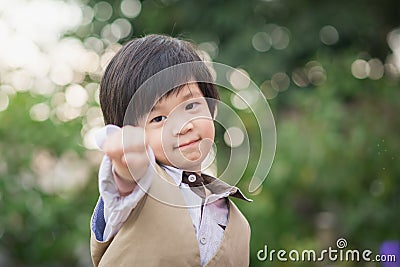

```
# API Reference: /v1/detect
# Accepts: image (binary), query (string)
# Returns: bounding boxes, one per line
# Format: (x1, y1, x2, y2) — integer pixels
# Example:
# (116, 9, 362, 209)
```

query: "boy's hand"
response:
(102, 126, 150, 194)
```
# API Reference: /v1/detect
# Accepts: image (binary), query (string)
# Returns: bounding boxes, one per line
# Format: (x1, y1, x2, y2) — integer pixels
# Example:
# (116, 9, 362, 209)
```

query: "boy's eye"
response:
(185, 102, 200, 110)
(150, 115, 167, 123)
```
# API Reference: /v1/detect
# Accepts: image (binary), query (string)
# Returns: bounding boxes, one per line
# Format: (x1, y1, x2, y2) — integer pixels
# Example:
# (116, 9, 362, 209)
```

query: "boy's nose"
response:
(173, 120, 194, 136)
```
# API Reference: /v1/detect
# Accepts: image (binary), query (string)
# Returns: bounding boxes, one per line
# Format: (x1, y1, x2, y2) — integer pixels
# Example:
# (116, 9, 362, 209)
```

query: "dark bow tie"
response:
(181, 171, 207, 199)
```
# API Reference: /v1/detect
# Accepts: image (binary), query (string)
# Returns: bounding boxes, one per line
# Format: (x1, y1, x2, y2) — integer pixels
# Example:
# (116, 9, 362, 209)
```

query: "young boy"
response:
(90, 34, 252, 267)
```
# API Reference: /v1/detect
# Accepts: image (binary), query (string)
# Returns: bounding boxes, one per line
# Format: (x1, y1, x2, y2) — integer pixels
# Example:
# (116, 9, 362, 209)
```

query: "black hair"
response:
(99, 34, 219, 126)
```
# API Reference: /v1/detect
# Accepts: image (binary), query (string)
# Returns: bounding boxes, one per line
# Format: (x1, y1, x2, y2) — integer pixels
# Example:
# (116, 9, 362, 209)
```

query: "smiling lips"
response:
(178, 138, 201, 149)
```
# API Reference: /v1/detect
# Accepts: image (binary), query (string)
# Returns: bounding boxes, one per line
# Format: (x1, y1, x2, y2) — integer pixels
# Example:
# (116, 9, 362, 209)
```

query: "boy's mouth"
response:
(178, 138, 201, 149)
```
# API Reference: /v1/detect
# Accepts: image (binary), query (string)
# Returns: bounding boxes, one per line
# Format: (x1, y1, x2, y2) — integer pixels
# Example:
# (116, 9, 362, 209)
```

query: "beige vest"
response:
(90, 166, 251, 267)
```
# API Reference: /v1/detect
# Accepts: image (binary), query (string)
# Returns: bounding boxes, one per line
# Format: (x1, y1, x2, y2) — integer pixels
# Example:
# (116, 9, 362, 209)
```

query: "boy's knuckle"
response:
(125, 142, 145, 153)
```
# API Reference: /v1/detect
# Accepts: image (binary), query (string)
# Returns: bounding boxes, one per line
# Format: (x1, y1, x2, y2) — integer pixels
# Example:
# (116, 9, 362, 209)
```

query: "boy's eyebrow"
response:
(150, 104, 161, 113)
(180, 91, 201, 101)
(150, 90, 203, 112)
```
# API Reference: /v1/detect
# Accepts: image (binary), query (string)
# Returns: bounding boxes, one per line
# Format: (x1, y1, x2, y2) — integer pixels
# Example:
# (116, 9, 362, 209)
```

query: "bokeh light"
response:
(351, 59, 370, 79)
(319, 25, 339, 45)
(305, 61, 327, 86)
(93, 1, 113, 22)
(32, 150, 90, 194)
(0, 91, 9, 112)
(230, 90, 258, 110)
(291, 68, 309, 88)
(252, 32, 272, 52)
(268, 24, 290, 50)
(228, 68, 250, 90)
(223, 127, 245, 148)
(120, 0, 142, 19)
(271, 72, 290, 91)
(65, 84, 89, 108)
(29, 103, 51, 122)
(198, 41, 219, 59)
(368, 58, 385, 80)
(386, 28, 400, 78)
(260, 80, 278, 99)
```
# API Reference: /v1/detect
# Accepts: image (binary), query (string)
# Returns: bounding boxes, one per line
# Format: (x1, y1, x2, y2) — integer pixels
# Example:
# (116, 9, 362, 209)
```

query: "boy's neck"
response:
(159, 162, 202, 175)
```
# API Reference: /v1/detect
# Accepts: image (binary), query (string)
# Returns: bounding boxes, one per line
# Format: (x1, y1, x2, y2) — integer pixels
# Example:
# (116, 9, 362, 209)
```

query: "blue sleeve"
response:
(91, 197, 106, 242)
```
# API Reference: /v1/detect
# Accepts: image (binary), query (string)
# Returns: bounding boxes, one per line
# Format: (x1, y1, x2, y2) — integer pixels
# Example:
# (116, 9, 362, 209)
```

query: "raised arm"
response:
(102, 125, 150, 195)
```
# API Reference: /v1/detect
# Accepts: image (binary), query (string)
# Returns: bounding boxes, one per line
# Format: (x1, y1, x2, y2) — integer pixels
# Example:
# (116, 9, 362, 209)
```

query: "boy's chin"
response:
(173, 158, 204, 172)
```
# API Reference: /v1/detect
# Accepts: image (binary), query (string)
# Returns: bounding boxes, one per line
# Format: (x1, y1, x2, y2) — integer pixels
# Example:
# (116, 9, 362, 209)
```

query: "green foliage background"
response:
(0, 0, 399, 266)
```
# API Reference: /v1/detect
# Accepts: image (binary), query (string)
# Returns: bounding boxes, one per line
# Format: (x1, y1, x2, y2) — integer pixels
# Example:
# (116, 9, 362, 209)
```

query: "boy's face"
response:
(138, 83, 215, 172)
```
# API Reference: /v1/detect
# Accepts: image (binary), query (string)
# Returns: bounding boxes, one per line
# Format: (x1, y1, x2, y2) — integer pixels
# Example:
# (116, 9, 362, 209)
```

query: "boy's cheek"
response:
(146, 130, 169, 157)
(198, 119, 215, 140)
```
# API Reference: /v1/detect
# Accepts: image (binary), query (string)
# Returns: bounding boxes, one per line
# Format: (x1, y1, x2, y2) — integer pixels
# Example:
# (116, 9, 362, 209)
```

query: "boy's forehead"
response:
(151, 83, 203, 110)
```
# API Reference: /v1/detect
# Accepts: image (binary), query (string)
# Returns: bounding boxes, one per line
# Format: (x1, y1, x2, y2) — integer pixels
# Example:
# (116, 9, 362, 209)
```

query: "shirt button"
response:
(188, 174, 197, 183)
(200, 236, 207, 245)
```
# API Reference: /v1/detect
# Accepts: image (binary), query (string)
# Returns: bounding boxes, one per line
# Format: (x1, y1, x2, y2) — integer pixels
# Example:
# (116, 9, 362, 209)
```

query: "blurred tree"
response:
(0, 0, 399, 266)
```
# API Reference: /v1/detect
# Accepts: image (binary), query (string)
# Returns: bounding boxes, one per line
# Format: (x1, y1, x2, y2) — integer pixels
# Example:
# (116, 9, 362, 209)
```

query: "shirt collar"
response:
(160, 164, 184, 185)
(160, 164, 252, 202)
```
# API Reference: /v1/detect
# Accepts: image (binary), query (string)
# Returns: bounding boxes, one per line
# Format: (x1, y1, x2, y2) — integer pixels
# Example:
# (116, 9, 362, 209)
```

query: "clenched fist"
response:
(102, 126, 150, 195)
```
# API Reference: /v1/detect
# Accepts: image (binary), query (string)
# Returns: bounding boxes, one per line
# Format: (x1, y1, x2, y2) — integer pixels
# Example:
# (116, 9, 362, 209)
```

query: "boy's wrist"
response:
(112, 167, 136, 196)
